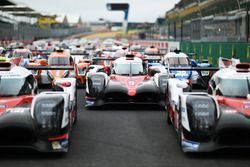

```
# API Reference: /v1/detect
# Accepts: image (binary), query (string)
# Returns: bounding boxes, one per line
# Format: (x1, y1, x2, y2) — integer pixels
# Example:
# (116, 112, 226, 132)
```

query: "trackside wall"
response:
(181, 42, 250, 65)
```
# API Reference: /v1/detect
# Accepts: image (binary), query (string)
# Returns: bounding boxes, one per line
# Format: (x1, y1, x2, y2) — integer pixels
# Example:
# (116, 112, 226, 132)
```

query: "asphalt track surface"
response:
(0, 89, 250, 167)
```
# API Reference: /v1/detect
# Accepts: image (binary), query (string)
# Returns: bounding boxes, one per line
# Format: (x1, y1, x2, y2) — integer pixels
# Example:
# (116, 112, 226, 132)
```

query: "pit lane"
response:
(0, 89, 250, 167)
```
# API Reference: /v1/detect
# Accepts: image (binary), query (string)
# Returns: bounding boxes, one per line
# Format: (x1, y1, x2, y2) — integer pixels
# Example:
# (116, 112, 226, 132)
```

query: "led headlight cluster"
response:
(187, 97, 217, 133)
(34, 97, 64, 134)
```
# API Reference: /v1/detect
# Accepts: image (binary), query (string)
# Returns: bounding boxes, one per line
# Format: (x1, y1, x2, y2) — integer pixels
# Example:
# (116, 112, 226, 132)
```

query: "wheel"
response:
(86, 105, 99, 110)
(177, 109, 185, 152)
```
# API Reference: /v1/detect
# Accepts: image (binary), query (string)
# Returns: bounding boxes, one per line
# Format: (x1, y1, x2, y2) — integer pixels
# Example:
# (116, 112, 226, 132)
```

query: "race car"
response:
(85, 54, 169, 108)
(29, 48, 89, 88)
(164, 50, 192, 91)
(10, 47, 33, 66)
(0, 62, 77, 153)
(166, 63, 250, 152)
(144, 46, 164, 63)
(75, 59, 92, 87)
(70, 45, 91, 63)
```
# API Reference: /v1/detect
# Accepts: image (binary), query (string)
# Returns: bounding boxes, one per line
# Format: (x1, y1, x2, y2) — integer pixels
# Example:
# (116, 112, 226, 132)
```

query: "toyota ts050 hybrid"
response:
(0, 62, 77, 153)
(85, 54, 169, 108)
(166, 63, 250, 152)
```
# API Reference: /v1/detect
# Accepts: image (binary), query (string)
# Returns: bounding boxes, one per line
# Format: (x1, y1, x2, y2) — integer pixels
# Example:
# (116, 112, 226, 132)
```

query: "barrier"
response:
(131, 40, 180, 53)
(181, 41, 250, 65)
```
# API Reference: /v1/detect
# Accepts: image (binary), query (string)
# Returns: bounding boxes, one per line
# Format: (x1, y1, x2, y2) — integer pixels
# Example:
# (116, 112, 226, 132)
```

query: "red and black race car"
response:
(85, 54, 169, 108)
(0, 62, 77, 153)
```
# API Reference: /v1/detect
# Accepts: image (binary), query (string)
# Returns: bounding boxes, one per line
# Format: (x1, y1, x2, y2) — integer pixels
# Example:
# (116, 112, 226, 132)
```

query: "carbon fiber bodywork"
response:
(86, 79, 165, 107)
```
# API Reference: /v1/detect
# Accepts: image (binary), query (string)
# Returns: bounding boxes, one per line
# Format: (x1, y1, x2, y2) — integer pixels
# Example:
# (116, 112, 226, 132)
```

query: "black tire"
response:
(86, 105, 99, 110)
(177, 107, 185, 153)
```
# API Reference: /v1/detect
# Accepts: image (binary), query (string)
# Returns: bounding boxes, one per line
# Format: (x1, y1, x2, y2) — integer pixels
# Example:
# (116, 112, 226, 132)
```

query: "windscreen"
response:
(114, 62, 144, 75)
(0, 77, 32, 96)
(218, 78, 250, 98)
(13, 51, 31, 58)
(168, 57, 189, 67)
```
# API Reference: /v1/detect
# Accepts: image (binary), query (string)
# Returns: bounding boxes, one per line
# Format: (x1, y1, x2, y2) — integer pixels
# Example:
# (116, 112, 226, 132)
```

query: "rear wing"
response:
(168, 67, 219, 71)
(144, 53, 164, 56)
(26, 66, 74, 70)
(92, 57, 118, 61)
(71, 53, 90, 56)
(144, 54, 163, 60)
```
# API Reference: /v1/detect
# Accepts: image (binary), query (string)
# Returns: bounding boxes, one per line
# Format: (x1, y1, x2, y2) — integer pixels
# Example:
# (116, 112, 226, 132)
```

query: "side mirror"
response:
(177, 81, 188, 89)
(151, 68, 160, 76)
(169, 73, 175, 78)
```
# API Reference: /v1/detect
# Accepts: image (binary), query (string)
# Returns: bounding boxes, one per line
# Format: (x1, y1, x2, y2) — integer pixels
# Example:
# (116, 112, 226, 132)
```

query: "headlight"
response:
(34, 97, 64, 134)
(187, 96, 217, 133)
(87, 74, 105, 97)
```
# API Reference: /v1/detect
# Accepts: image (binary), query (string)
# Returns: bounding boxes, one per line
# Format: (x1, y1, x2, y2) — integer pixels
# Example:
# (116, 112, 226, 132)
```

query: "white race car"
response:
(0, 62, 77, 153)
(166, 62, 250, 153)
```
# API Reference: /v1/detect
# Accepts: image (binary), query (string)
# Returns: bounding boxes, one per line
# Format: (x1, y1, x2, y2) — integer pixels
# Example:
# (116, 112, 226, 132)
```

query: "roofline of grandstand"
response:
(165, 0, 250, 22)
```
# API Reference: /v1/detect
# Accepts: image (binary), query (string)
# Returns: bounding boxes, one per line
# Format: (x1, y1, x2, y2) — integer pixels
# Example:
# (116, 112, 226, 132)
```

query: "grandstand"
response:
(165, 0, 250, 64)
(166, 0, 250, 42)
(0, 0, 90, 41)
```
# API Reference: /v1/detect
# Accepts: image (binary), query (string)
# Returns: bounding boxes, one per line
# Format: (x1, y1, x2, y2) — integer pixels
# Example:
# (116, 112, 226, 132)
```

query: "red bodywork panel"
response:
(110, 75, 149, 96)
(0, 95, 33, 113)
(216, 96, 250, 116)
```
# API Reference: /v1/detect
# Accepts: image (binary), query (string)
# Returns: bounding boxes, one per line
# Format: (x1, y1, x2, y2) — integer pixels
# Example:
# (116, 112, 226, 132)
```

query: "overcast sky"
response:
(15, 0, 179, 22)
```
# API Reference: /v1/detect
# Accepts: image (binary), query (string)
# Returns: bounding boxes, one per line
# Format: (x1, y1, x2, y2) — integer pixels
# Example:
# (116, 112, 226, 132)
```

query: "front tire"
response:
(177, 108, 185, 153)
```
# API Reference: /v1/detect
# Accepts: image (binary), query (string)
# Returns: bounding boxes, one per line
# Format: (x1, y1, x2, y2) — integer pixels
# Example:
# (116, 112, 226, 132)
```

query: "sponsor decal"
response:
(242, 105, 250, 109)
(129, 81, 135, 86)
(6, 108, 25, 113)
(182, 140, 200, 151)
(52, 141, 62, 150)
(0, 104, 6, 108)
(181, 107, 186, 113)
(61, 140, 68, 147)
